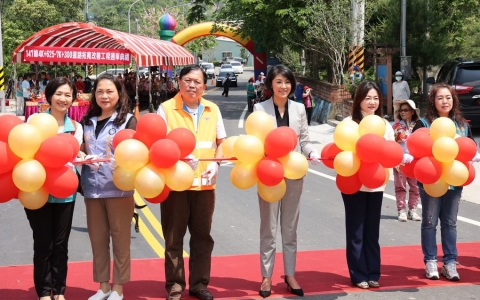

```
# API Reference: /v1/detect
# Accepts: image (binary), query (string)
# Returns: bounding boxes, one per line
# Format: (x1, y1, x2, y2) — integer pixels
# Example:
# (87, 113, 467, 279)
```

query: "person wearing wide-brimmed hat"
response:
(392, 99, 421, 222)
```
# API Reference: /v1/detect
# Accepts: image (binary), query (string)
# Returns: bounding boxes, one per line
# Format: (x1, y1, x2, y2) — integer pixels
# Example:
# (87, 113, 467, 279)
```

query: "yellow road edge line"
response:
(133, 207, 165, 258)
(134, 191, 190, 258)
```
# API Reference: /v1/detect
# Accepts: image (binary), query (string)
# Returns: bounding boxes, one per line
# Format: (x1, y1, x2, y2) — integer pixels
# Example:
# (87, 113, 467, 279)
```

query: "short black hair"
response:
(179, 65, 207, 84)
(44, 77, 77, 106)
(265, 64, 297, 98)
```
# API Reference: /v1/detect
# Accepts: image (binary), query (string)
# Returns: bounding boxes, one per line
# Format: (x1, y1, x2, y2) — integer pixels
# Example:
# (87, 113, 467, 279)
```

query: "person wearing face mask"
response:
(392, 71, 410, 106)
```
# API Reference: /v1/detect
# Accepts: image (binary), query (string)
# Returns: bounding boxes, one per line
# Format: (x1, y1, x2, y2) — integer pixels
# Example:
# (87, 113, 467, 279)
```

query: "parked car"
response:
(230, 61, 244, 74)
(427, 57, 480, 128)
(201, 62, 215, 79)
(216, 71, 237, 87)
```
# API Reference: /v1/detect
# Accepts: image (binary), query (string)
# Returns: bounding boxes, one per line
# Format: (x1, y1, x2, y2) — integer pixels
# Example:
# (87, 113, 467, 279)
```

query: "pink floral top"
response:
(393, 120, 416, 143)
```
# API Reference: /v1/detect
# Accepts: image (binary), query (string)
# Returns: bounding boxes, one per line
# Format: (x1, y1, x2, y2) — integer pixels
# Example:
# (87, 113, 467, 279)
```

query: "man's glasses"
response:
(399, 109, 412, 113)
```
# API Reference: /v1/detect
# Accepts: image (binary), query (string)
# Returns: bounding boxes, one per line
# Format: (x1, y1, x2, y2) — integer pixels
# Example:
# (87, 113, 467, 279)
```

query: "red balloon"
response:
(321, 143, 342, 168)
(462, 162, 476, 186)
(355, 134, 385, 163)
(379, 140, 404, 168)
(0, 115, 23, 143)
(336, 173, 362, 195)
(44, 166, 78, 198)
(400, 159, 418, 178)
(34, 136, 74, 169)
(357, 161, 386, 189)
(0, 141, 22, 174)
(0, 171, 19, 203)
(414, 156, 442, 184)
(113, 129, 136, 149)
(58, 133, 80, 161)
(134, 113, 167, 148)
(455, 137, 477, 163)
(256, 157, 285, 186)
(166, 128, 196, 157)
(145, 186, 171, 203)
(279, 127, 298, 151)
(407, 130, 433, 158)
(150, 139, 181, 169)
(264, 127, 295, 158)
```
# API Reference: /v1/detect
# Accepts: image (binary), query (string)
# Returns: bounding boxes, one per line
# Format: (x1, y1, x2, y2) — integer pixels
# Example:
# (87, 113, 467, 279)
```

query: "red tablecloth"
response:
(25, 101, 89, 123)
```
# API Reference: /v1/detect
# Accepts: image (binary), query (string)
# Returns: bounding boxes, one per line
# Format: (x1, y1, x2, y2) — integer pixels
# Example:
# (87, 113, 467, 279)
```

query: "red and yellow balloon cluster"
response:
(321, 115, 403, 194)
(223, 111, 308, 202)
(403, 117, 476, 197)
(112, 113, 196, 203)
(0, 114, 80, 209)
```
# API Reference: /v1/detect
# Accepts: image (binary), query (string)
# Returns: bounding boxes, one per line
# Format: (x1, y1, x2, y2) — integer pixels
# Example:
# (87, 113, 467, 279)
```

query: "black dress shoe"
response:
(284, 276, 304, 297)
(259, 289, 271, 298)
(189, 289, 213, 300)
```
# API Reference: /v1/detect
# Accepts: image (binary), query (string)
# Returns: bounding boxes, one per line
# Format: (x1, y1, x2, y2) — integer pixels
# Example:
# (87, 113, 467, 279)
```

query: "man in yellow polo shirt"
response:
(157, 65, 226, 300)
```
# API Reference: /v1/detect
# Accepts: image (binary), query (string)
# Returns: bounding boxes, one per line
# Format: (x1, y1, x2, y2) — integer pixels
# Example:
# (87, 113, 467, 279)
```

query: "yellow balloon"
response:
(8, 123, 43, 158)
(383, 168, 390, 185)
(230, 162, 258, 189)
(115, 139, 149, 172)
(221, 136, 239, 158)
(258, 179, 287, 203)
(333, 151, 361, 177)
(112, 167, 138, 191)
(234, 135, 264, 165)
(333, 119, 359, 151)
(245, 111, 275, 143)
(135, 163, 166, 198)
(432, 137, 459, 162)
(19, 187, 49, 210)
(164, 161, 194, 191)
(278, 152, 308, 179)
(430, 117, 456, 140)
(441, 160, 469, 186)
(27, 113, 59, 141)
(358, 115, 386, 137)
(423, 179, 449, 197)
(13, 159, 46, 192)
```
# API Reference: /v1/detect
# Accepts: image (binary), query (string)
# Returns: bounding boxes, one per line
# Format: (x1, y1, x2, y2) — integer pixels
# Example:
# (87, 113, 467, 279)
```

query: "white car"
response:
(230, 61, 243, 74)
(220, 64, 233, 70)
(201, 63, 215, 79)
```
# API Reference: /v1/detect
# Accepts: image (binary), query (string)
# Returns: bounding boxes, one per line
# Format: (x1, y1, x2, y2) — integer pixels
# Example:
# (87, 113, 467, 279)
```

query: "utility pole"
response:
(0, 8, 6, 114)
(348, 0, 365, 73)
(400, 0, 411, 80)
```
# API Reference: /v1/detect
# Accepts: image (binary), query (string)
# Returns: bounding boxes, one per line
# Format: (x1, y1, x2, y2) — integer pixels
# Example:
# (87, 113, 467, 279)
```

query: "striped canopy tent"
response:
(12, 22, 194, 66)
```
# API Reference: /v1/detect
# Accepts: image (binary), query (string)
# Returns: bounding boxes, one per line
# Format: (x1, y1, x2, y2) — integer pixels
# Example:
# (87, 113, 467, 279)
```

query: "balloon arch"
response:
(169, 21, 267, 79)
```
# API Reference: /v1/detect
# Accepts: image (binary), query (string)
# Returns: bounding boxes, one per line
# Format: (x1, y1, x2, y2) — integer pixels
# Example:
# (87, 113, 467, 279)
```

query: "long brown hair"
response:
(351, 81, 383, 124)
(82, 74, 131, 127)
(424, 83, 467, 126)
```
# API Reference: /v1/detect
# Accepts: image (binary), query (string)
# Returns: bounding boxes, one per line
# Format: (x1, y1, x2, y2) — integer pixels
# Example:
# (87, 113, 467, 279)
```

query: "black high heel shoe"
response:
(259, 278, 271, 298)
(284, 276, 304, 297)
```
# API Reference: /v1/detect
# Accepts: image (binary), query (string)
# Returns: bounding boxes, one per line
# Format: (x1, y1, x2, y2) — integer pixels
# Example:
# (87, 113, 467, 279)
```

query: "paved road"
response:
(1, 68, 480, 299)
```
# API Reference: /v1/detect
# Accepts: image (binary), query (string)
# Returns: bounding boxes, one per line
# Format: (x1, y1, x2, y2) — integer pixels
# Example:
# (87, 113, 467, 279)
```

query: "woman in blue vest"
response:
(411, 83, 477, 282)
(81, 74, 137, 300)
(25, 77, 82, 300)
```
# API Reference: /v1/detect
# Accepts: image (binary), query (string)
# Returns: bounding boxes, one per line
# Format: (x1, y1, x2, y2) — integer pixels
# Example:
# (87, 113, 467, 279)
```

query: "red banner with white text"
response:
(23, 46, 131, 64)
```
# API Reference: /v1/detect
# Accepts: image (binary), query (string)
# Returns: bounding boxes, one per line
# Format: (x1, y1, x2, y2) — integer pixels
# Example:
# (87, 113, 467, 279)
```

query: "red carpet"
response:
(1, 243, 480, 299)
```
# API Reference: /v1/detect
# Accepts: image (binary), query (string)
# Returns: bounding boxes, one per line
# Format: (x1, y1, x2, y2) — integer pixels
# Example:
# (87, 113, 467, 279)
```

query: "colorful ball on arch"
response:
(159, 13, 177, 31)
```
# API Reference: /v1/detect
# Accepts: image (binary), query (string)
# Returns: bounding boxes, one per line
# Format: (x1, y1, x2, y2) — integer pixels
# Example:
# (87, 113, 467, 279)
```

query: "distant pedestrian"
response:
(246, 78, 256, 112)
(302, 86, 314, 125)
(16, 75, 24, 115)
(222, 73, 231, 97)
(392, 71, 410, 118)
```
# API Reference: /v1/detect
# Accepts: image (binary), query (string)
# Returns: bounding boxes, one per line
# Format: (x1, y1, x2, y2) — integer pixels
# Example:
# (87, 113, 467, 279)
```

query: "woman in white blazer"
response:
(253, 65, 321, 298)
